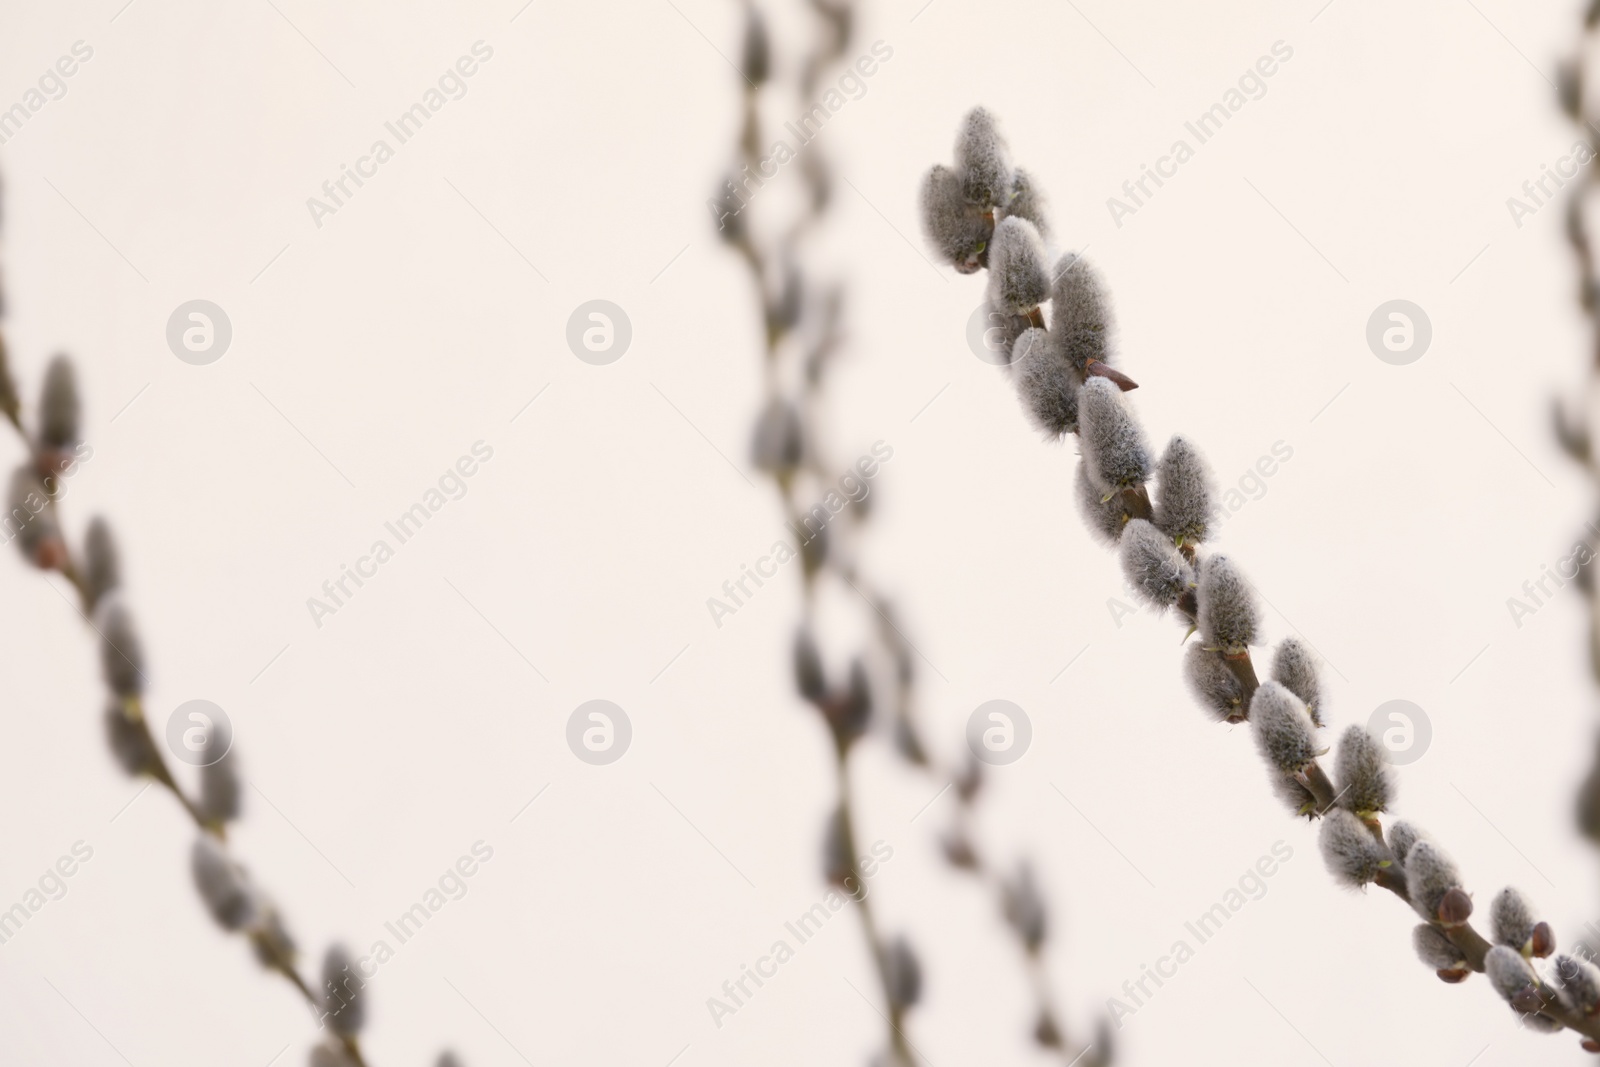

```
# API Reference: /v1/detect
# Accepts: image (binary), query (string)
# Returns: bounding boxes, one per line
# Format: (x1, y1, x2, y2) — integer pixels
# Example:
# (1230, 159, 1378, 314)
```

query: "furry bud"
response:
(954, 107, 1011, 208)
(1000, 167, 1048, 238)
(1075, 460, 1130, 545)
(38, 354, 80, 450)
(1560, 59, 1583, 121)
(1485, 944, 1539, 1003)
(96, 598, 145, 698)
(793, 629, 826, 704)
(1413, 924, 1466, 970)
(1152, 435, 1214, 546)
(1250, 682, 1319, 773)
(1119, 519, 1194, 608)
(1333, 725, 1392, 814)
(1184, 644, 1244, 721)
(832, 658, 872, 741)
(250, 903, 296, 968)
(751, 398, 802, 473)
(8, 467, 62, 568)
(321, 944, 365, 1036)
(1388, 820, 1423, 866)
(1077, 378, 1152, 493)
(1491, 887, 1537, 951)
(311, 1044, 362, 1067)
(1404, 841, 1463, 923)
(1197, 554, 1259, 656)
(1268, 772, 1318, 817)
(881, 937, 922, 1010)
(1554, 953, 1600, 1015)
(1270, 637, 1324, 726)
(200, 744, 241, 825)
(1001, 863, 1046, 952)
(740, 6, 770, 85)
(104, 701, 157, 776)
(919, 165, 990, 272)
(436, 1054, 466, 1067)
(84, 516, 120, 605)
(1319, 808, 1388, 887)
(192, 835, 254, 930)
(1047, 253, 1115, 373)
(1012, 329, 1081, 437)
(986, 217, 1049, 314)
(823, 806, 853, 887)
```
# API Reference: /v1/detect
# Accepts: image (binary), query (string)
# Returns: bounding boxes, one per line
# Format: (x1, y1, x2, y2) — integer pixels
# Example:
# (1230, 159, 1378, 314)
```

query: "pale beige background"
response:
(0, 0, 1596, 1064)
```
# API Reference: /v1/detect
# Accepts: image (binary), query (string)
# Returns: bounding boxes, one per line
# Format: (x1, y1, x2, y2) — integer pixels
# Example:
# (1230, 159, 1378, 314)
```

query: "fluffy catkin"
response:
(919, 165, 990, 272)
(751, 398, 803, 473)
(7, 467, 59, 565)
(882, 937, 922, 1010)
(1119, 519, 1194, 608)
(1554, 953, 1600, 1014)
(1001, 167, 1048, 238)
(84, 516, 119, 605)
(192, 836, 254, 930)
(1404, 841, 1462, 923)
(1250, 682, 1320, 772)
(1270, 637, 1324, 725)
(1075, 460, 1129, 545)
(1333, 725, 1392, 814)
(1413, 924, 1466, 970)
(987, 217, 1049, 314)
(200, 744, 240, 824)
(103, 701, 157, 775)
(954, 106, 1011, 208)
(1184, 644, 1244, 721)
(1013, 329, 1080, 436)
(1268, 772, 1318, 816)
(1388, 820, 1423, 866)
(1485, 944, 1538, 1001)
(1077, 378, 1152, 493)
(1491, 887, 1537, 950)
(1196, 554, 1259, 655)
(1047, 253, 1115, 372)
(1319, 808, 1388, 887)
(1002, 863, 1046, 952)
(322, 944, 365, 1036)
(1152, 435, 1215, 546)
(739, 5, 769, 85)
(793, 629, 826, 704)
(96, 598, 145, 697)
(38, 353, 79, 449)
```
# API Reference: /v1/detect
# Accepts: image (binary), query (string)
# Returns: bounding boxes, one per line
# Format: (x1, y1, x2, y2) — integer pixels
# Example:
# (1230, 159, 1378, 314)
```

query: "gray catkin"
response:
(1554, 953, 1600, 1014)
(7, 466, 58, 564)
(1196, 554, 1259, 656)
(1485, 944, 1538, 1002)
(1152, 435, 1215, 546)
(987, 217, 1049, 314)
(1001, 167, 1048, 239)
(250, 905, 296, 968)
(1077, 378, 1152, 494)
(1491, 887, 1537, 950)
(1413, 924, 1465, 970)
(436, 1055, 466, 1067)
(1267, 771, 1318, 816)
(987, 301, 1035, 366)
(751, 398, 803, 473)
(321, 944, 365, 1036)
(192, 835, 254, 930)
(1333, 725, 1392, 814)
(1184, 644, 1244, 721)
(822, 805, 852, 886)
(1319, 808, 1388, 887)
(1270, 637, 1324, 725)
(919, 165, 991, 272)
(1013, 329, 1081, 436)
(882, 937, 922, 1010)
(200, 747, 241, 825)
(1119, 519, 1194, 608)
(1047, 253, 1115, 372)
(1075, 460, 1129, 545)
(103, 701, 156, 776)
(793, 629, 826, 703)
(84, 516, 120, 605)
(38, 353, 79, 450)
(740, 5, 769, 85)
(1002, 863, 1047, 952)
(1250, 682, 1320, 773)
(1404, 841, 1462, 923)
(1388, 820, 1423, 866)
(96, 598, 145, 698)
(310, 1044, 362, 1067)
(954, 106, 1012, 208)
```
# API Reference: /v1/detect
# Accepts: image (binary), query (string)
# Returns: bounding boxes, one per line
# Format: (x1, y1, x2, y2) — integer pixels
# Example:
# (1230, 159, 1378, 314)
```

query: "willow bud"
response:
(1077, 378, 1152, 494)
(1047, 253, 1115, 373)
(1196, 554, 1259, 656)
(1333, 725, 1392, 815)
(1152, 435, 1214, 546)
(1319, 808, 1388, 888)
(954, 106, 1011, 208)
(986, 217, 1048, 315)
(1119, 519, 1194, 608)
(1269, 636, 1324, 726)
(1184, 644, 1244, 722)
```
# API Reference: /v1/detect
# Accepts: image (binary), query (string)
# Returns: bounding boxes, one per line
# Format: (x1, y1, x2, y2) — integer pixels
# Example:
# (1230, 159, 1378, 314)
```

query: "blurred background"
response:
(1, 0, 1597, 1063)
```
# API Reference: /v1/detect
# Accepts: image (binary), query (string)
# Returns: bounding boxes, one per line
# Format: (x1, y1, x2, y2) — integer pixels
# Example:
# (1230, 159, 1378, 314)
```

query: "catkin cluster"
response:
(920, 107, 1600, 1051)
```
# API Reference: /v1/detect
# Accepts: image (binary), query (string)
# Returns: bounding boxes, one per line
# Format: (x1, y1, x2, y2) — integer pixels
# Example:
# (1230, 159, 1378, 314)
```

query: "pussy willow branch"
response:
(919, 108, 1600, 1050)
